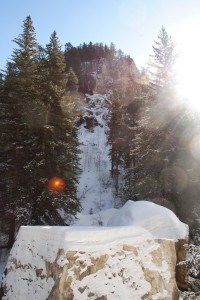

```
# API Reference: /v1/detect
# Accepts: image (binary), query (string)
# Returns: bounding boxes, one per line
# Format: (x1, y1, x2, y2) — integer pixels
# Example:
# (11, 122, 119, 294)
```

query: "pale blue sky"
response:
(1, 0, 200, 72)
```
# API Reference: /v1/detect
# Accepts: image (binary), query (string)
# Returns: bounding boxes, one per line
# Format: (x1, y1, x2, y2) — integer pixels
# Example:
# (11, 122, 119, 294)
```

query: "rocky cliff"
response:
(79, 57, 138, 96)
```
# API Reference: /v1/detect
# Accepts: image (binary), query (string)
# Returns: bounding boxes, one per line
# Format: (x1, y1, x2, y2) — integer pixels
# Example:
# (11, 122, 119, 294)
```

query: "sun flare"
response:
(48, 177, 65, 194)
(173, 17, 200, 110)
(176, 56, 200, 110)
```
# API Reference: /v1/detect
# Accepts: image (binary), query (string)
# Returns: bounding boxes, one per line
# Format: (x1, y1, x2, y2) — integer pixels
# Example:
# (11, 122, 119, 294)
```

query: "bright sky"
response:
(1, 0, 200, 100)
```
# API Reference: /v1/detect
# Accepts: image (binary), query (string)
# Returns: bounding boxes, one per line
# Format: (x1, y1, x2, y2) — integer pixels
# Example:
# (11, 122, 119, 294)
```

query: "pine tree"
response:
(108, 90, 125, 184)
(124, 28, 188, 217)
(0, 16, 41, 224)
(12, 15, 39, 101)
(120, 85, 150, 203)
(45, 31, 66, 103)
(64, 43, 81, 77)
(109, 42, 116, 58)
(148, 26, 177, 95)
(31, 31, 80, 224)
(66, 67, 78, 91)
(0, 19, 81, 227)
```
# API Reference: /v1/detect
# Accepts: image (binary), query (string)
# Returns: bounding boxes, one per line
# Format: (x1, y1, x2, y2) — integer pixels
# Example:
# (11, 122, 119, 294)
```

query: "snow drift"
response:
(73, 200, 188, 241)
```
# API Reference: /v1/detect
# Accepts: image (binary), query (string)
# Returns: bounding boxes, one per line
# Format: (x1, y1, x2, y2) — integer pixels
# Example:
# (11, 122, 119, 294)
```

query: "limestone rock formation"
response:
(2, 226, 188, 300)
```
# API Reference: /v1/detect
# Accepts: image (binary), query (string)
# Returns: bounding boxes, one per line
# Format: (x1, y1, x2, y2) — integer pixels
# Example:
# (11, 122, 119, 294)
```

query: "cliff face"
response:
(79, 57, 138, 96)
(2, 225, 187, 300)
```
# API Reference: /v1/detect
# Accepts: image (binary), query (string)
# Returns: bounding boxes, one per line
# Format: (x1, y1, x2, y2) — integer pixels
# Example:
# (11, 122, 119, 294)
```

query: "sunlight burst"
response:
(173, 17, 200, 110)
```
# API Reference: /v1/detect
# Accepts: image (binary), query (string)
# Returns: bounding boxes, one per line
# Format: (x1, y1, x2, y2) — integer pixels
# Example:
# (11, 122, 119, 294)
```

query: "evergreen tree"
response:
(0, 16, 41, 224)
(31, 31, 80, 224)
(148, 26, 177, 94)
(109, 42, 116, 58)
(108, 91, 125, 179)
(123, 28, 189, 218)
(66, 67, 79, 91)
(12, 15, 39, 102)
(0, 19, 81, 227)
(120, 87, 150, 203)
(45, 31, 66, 103)
(0, 72, 3, 93)
(64, 43, 81, 77)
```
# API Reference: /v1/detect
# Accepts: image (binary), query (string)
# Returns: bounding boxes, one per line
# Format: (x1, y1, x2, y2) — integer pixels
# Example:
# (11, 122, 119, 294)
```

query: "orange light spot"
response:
(48, 177, 65, 194)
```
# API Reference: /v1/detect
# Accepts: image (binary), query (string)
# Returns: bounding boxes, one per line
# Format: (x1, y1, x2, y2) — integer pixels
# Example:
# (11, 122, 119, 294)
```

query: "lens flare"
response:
(48, 177, 65, 194)
(160, 166, 187, 193)
(190, 135, 200, 162)
(173, 16, 200, 110)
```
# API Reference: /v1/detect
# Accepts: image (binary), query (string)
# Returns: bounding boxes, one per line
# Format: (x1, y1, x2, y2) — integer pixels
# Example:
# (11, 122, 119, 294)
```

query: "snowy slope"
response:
(77, 93, 119, 216)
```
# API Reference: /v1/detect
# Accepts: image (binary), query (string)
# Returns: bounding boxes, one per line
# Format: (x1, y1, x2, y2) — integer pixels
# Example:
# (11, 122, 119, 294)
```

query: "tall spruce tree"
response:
(108, 90, 124, 177)
(0, 16, 41, 224)
(148, 26, 177, 95)
(123, 28, 186, 216)
(31, 31, 80, 224)
(66, 67, 78, 91)
(1, 19, 80, 227)
(116, 33, 200, 246)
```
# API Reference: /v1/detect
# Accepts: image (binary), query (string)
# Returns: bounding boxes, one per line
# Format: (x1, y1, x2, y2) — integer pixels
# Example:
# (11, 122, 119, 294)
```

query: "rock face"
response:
(175, 239, 189, 291)
(79, 57, 138, 96)
(2, 226, 187, 300)
(49, 240, 178, 300)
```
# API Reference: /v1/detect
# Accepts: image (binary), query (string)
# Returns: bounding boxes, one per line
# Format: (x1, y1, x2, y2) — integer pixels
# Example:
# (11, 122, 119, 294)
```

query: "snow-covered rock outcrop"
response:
(2, 201, 188, 299)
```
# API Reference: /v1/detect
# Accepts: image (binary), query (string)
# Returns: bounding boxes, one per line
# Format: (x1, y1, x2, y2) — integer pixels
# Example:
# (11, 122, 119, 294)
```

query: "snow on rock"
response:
(108, 200, 188, 240)
(73, 200, 188, 241)
(2, 201, 188, 299)
(3, 228, 179, 300)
